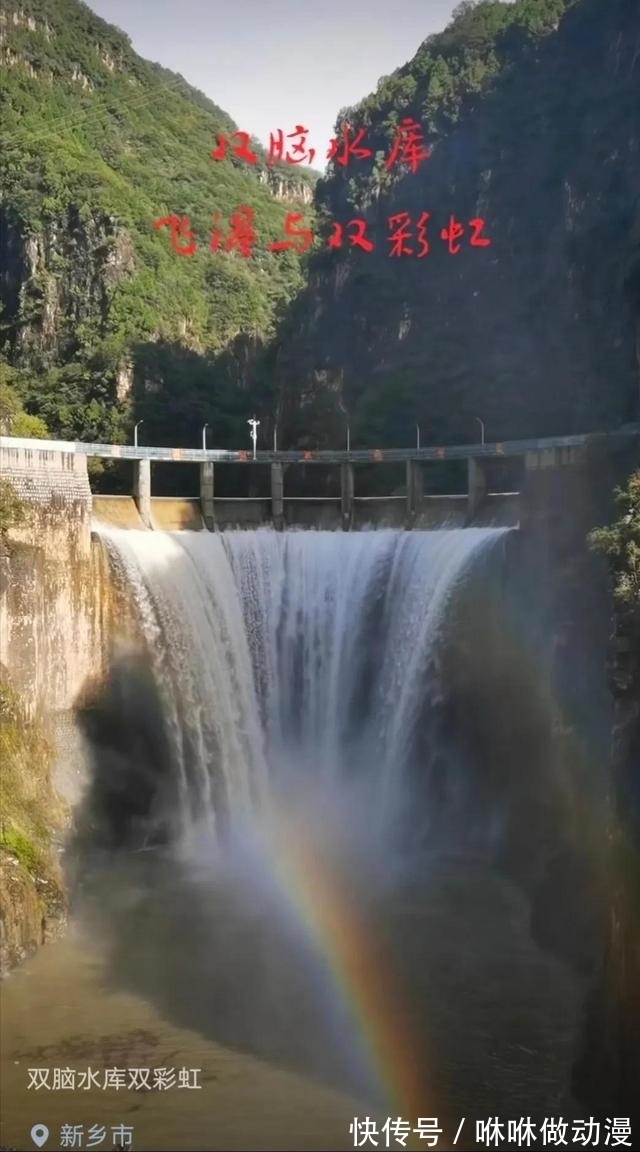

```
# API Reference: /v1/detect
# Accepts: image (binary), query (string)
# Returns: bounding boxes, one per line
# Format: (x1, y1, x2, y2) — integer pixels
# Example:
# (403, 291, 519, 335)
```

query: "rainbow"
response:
(255, 802, 435, 1139)
(238, 536, 629, 1148)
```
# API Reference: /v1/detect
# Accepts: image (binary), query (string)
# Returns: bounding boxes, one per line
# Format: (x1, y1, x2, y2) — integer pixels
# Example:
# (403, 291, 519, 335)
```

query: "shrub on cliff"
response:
(590, 472, 640, 607)
(0, 371, 47, 544)
(0, 672, 58, 849)
(0, 480, 26, 546)
(0, 670, 65, 963)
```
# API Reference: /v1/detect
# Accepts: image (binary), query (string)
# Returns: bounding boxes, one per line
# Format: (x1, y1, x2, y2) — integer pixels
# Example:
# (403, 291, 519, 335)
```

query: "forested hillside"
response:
(275, 0, 640, 450)
(0, 0, 315, 455)
(0, 0, 638, 462)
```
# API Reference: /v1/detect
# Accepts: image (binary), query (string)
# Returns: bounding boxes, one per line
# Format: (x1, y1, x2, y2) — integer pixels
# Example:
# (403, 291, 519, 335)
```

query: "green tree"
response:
(590, 473, 640, 606)
(452, 0, 484, 16)
(0, 361, 49, 438)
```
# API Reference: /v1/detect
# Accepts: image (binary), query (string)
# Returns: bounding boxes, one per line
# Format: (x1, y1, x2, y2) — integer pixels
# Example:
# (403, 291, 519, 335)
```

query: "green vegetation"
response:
(0, 478, 26, 544)
(278, 0, 639, 451)
(0, 363, 45, 543)
(590, 473, 640, 606)
(0, 825, 42, 875)
(0, 0, 316, 458)
(0, 359, 48, 437)
(0, 673, 64, 973)
(0, 672, 61, 885)
(317, 0, 575, 215)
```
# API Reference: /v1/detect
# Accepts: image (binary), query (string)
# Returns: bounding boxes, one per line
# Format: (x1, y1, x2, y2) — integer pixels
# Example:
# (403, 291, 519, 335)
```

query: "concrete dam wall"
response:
(0, 446, 104, 716)
(0, 442, 506, 732)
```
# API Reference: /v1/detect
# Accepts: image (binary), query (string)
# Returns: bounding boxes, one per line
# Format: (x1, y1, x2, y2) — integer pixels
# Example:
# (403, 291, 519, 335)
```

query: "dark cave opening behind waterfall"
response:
(68, 527, 605, 1124)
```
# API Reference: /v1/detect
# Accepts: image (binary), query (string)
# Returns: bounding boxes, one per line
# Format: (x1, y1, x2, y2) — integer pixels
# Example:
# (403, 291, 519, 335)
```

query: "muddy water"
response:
(0, 930, 368, 1152)
(1, 855, 586, 1152)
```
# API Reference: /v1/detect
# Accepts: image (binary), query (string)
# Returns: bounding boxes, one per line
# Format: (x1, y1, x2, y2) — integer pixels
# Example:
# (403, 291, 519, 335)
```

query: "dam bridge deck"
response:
(1, 425, 638, 531)
(2, 425, 639, 465)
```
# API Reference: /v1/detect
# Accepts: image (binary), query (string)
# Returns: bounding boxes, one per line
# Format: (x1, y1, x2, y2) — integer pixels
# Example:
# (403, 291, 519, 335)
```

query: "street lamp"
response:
(346, 424, 351, 453)
(475, 417, 485, 446)
(416, 424, 421, 451)
(134, 420, 143, 448)
(273, 424, 278, 453)
(202, 423, 209, 451)
(247, 416, 260, 461)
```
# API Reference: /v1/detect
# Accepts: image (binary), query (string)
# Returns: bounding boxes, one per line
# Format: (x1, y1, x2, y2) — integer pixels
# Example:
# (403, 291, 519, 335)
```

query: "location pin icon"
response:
(31, 1124, 49, 1148)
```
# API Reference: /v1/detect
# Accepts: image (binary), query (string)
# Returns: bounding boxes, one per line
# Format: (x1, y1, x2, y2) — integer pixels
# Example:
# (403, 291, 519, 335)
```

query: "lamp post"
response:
(202, 423, 209, 451)
(273, 425, 277, 453)
(416, 424, 421, 451)
(134, 420, 143, 448)
(346, 424, 351, 453)
(248, 417, 260, 461)
(475, 417, 485, 446)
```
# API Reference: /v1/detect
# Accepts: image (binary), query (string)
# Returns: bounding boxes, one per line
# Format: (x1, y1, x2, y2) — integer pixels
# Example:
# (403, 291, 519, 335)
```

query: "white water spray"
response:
(98, 526, 506, 844)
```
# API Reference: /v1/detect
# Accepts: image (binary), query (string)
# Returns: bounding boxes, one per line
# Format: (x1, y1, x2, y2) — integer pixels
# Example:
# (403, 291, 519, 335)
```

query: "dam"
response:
(1, 429, 637, 1149)
(3, 424, 639, 532)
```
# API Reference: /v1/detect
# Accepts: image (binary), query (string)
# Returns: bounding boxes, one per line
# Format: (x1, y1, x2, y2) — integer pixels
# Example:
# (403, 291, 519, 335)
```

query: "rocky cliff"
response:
(275, 0, 640, 450)
(573, 471, 640, 1121)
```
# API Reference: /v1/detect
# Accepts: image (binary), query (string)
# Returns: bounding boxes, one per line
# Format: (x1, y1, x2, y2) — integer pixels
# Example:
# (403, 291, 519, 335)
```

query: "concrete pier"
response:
(406, 459, 424, 523)
(468, 457, 489, 521)
(521, 445, 589, 542)
(200, 462, 215, 530)
(524, 445, 587, 472)
(271, 463, 284, 530)
(133, 459, 152, 528)
(341, 462, 354, 530)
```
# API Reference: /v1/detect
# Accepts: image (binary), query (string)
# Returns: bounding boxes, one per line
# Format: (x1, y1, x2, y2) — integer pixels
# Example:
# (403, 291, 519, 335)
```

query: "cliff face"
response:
(275, 0, 640, 450)
(602, 604, 640, 1119)
(0, 207, 135, 368)
(574, 470, 640, 1120)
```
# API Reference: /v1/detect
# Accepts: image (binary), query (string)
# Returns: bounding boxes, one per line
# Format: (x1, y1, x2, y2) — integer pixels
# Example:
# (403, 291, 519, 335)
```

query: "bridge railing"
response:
(1, 424, 638, 464)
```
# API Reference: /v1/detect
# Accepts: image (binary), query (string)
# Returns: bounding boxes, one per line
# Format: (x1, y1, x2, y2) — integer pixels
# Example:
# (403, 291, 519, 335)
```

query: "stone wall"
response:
(0, 444, 92, 539)
(0, 444, 109, 719)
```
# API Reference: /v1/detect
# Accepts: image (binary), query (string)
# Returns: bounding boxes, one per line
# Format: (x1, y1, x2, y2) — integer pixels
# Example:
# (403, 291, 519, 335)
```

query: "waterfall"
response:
(97, 526, 507, 846)
(75, 522, 592, 1117)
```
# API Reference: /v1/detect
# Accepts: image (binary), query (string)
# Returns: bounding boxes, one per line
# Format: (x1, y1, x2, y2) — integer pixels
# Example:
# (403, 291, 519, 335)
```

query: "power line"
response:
(0, 72, 274, 197)
(0, 73, 199, 150)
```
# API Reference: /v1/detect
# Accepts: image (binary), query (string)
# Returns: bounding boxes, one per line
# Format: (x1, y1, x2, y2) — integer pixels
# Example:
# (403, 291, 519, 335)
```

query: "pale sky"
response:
(86, 0, 465, 168)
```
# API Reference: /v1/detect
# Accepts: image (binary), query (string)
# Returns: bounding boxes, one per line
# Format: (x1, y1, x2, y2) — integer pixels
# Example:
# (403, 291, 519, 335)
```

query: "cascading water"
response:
(98, 526, 506, 845)
(72, 524, 582, 1124)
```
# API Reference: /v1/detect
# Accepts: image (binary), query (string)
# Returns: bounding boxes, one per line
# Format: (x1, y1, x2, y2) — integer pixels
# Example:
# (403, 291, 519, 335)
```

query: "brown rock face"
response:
(0, 853, 45, 974)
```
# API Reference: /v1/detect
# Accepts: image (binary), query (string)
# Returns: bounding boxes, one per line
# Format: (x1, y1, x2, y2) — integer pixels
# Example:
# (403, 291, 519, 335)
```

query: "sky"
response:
(86, 0, 464, 169)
